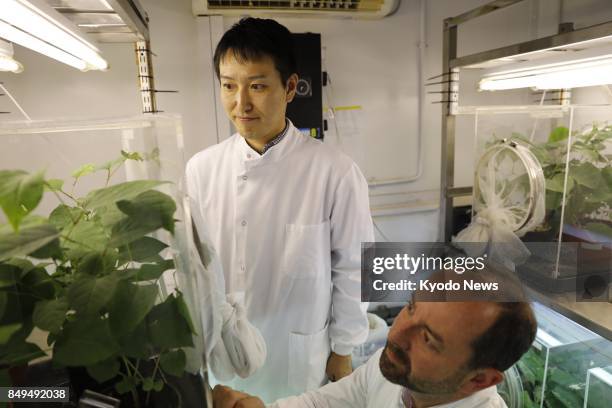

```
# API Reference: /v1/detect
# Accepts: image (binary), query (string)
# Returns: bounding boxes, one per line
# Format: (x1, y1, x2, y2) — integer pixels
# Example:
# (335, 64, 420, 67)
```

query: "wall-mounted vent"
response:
(193, 0, 400, 19)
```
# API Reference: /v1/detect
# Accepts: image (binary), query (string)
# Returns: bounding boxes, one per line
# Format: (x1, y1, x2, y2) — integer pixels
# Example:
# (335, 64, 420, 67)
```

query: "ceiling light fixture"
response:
(0, 0, 108, 71)
(479, 44, 612, 91)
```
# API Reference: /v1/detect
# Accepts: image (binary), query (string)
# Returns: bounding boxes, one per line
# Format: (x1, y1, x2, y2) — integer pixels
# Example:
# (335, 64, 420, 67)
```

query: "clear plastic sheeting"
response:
(0, 115, 211, 376)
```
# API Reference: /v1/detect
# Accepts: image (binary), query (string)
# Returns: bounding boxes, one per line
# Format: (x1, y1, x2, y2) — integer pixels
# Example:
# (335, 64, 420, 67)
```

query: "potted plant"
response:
(0, 151, 203, 407)
(523, 124, 612, 240)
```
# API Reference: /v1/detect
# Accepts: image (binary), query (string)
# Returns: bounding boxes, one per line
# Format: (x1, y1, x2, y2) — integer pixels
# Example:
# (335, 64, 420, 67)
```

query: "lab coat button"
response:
(246, 153, 252, 159)
(241, 265, 246, 271)
(241, 220, 247, 226)
(242, 175, 248, 180)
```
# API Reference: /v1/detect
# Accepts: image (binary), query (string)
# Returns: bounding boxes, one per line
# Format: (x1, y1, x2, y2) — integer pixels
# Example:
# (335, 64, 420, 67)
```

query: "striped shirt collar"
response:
(260, 118, 289, 155)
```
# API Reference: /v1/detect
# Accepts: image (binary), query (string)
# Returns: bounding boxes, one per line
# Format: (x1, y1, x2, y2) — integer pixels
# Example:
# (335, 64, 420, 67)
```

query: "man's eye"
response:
(251, 84, 266, 90)
(423, 332, 438, 351)
(222, 83, 234, 90)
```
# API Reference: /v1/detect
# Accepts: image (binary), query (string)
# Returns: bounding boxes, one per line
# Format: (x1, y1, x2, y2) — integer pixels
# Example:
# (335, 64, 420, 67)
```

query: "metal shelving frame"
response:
(438, 0, 612, 242)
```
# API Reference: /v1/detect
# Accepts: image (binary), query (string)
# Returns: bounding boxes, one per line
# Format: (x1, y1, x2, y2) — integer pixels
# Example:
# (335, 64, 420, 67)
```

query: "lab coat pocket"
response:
(283, 221, 331, 280)
(288, 322, 330, 393)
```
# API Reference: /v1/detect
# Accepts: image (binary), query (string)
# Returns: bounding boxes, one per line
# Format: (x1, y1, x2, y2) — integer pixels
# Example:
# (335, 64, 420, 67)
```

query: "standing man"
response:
(186, 17, 373, 402)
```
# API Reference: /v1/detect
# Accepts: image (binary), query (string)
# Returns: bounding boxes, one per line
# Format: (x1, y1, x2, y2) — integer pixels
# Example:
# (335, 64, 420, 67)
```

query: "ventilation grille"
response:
(205, 0, 391, 13)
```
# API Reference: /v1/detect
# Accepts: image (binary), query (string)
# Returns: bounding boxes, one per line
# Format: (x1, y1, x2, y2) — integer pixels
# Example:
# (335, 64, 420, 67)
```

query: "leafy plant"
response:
(515, 340, 612, 408)
(0, 151, 195, 407)
(510, 124, 612, 237)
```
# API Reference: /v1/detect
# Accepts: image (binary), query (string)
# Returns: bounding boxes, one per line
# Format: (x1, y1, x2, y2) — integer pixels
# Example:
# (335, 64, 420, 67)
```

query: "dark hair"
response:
(467, 302, 537, 372)
(213, 17, 297, 86)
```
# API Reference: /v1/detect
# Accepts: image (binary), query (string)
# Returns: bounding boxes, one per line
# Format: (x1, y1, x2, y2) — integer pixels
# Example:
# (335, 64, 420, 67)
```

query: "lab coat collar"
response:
(402, 385, 501, 408)
(234, 119, 300, 168)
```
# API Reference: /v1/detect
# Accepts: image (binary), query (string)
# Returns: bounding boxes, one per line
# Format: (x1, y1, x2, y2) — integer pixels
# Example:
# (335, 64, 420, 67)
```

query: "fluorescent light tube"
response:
(0, 20, 87, 70)
(479, 44, 612, 91)
(0, 0, 108, 70)
(480, 58, 612, 90)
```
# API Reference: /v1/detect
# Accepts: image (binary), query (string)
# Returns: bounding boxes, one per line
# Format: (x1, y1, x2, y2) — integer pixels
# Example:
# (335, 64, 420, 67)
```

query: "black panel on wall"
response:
(287, 33, 323, 140)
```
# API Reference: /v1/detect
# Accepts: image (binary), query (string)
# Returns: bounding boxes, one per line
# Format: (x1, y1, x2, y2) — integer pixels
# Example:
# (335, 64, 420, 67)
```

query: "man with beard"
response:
(212, 296, 537, 408)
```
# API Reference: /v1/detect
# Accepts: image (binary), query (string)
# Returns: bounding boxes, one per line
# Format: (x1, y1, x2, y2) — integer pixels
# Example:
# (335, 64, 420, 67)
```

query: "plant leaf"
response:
(142, 377, 154, 392)
(0, 340, 45, 366)
(0, 292, 6, 320)
(76, 252, 117, 275)
(109, 282, 158, 336)
(109, 218, 162, 248)
(548, 127, 569, 143)
(72, 164, 96, 179)
(122, 259, 175, 281)
(53, 317, 119, 366)
(0, 323, 22, 345)
(571, 162, 604, 189)
(545, 173, 573, 193)
(121, 150, 144, 161)
(175, 292, 196, 335)
(86, 358, 120, 383)
(32, 298, 69, 333)
(116, 190, 176, 234)
(0, 224, 60, 262)
(21, 268, 56, 300)
(147, 295, 193, 350)
(49, 205, 84, 230)
(82, 180, 166, 210)
(45, 179, 64, 192)
(118, 236, 168, 264)
(0, 263, 20, 289)
(119, 320, 153, 359)
(160, 349, 186, 377)
(153, 379, 164, 392)
(63, 220, 108, 262)
(67, 275, 118, 316)
(115, 375, 138, 395)
(0, 170, 45, 231)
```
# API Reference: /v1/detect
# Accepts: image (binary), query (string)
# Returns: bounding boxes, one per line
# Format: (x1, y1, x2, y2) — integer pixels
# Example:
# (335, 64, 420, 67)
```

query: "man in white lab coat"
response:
(212, 298, 537, 408)
(186, 17, 372, 402)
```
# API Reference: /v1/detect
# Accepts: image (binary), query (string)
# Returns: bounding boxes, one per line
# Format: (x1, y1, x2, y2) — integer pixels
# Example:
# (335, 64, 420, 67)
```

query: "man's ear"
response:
(285, 73, 298, 103)
(458, 368, 504, 395)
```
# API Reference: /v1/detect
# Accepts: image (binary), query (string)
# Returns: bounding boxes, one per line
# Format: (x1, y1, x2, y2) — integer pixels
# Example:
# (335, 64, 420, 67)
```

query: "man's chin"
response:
(379, 347, 410, 387)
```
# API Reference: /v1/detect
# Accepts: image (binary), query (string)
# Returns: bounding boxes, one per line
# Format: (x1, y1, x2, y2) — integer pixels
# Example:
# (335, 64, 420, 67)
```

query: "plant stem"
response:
(122, 357, 140, 408)
(158, 369, 182, 408)
(106, 163, 124, 187)
(145, 357, 161, 406)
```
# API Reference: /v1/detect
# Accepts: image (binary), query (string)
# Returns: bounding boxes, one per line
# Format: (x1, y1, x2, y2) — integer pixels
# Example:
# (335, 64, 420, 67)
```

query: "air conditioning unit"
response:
(192, 0, 400, 19)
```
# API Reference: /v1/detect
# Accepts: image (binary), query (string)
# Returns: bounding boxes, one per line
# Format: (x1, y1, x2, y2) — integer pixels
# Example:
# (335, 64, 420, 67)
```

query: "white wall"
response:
(1, 0, 611, 242)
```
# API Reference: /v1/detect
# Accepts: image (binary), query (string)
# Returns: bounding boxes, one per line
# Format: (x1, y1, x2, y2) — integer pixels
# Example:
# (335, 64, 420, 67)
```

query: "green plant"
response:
(0, 151, 196, 407)
(517, 347, 585, 408)
(511, 124, 612, 237)
(515, 340, 612, 408)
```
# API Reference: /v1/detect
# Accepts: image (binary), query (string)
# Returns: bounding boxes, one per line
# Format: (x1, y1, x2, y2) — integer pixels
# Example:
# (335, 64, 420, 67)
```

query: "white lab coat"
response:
(186, 121, 373, 402)
(271, 349, 508, 408)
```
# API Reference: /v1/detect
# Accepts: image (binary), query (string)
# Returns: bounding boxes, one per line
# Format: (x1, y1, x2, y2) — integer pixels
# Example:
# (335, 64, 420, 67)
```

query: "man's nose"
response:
(393, 326, 418, 354)
(236, 87, 253, 112)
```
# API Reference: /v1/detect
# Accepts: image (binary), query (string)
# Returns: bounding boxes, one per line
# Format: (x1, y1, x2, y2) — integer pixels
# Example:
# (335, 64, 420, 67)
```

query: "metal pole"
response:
(135, 40, 157, 114)
(439, 20, 458, 242)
